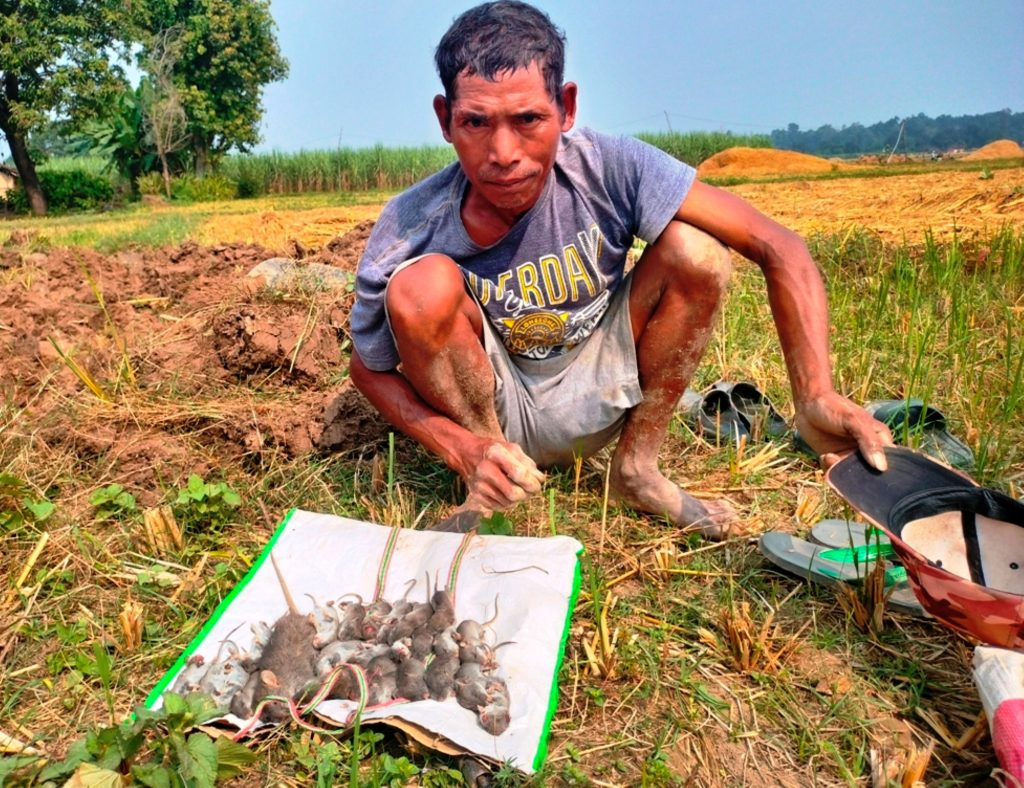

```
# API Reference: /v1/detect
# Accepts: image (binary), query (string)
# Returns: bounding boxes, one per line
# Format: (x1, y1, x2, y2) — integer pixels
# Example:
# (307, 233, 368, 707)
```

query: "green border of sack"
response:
(144, 508, 582, 774)
(144, 507, 297, 709)
(532, 549, 582, 771)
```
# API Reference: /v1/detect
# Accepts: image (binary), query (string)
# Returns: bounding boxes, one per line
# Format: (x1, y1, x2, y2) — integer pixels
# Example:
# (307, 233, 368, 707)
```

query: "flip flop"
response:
(827, 447, 1024, 648)
(809, 518, 892, 552)
(865, 399, 975, 471)
(759, 531, 928, 616)
(678, 386, 750, 444)
(728, 382, 790, 440)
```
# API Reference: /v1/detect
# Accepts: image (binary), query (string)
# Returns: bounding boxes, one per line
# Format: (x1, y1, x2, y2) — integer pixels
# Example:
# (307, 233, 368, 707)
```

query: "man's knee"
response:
(386, 254, 482, 347)
(647, 221, 732, 295)
(386, 254, 465, 318)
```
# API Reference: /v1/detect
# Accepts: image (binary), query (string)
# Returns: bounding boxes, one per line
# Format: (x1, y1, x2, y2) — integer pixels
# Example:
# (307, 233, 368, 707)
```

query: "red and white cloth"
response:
(973, 646, 1024, 782)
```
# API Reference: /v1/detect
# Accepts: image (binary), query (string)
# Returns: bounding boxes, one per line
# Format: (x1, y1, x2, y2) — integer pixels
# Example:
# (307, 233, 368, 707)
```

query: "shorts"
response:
(387, 258, 641, 468)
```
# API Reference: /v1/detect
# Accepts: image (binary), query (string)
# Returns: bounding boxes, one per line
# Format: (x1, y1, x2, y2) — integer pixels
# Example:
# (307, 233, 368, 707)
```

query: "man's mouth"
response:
(485, 173, 535, 189)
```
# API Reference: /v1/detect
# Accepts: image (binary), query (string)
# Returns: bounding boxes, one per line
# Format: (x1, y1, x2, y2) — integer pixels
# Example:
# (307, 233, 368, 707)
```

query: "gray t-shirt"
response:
(350, 127, 696, 372)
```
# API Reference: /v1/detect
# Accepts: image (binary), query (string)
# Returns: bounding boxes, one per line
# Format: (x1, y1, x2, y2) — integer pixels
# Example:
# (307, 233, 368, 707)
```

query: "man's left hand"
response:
(793, 391, 894, 471)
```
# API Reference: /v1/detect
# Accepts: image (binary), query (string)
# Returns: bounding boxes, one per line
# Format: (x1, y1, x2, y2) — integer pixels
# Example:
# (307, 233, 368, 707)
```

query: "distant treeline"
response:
(771, 109, 1024, 156)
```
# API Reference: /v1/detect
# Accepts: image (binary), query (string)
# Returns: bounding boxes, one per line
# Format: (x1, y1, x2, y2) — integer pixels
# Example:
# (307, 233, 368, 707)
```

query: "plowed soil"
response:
(1, 162, 1021, 784)
(2, 168, 1021, 497)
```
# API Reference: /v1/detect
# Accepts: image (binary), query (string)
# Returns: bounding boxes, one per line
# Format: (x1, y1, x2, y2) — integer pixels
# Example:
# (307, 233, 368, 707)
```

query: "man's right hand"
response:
(462, 439, 545, 513)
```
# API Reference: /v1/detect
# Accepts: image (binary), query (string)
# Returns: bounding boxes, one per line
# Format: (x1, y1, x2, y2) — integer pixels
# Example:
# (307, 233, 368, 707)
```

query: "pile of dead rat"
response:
(169, 555, 512, 736)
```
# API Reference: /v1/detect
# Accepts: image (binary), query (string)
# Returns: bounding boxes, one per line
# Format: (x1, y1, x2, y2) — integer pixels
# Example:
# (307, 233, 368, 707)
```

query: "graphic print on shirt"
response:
(465, 224, 612, 359)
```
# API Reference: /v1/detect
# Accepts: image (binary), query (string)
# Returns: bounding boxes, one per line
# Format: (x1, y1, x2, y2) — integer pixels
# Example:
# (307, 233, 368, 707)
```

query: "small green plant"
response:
(89, 483, 138, 521)
(0, 473, 55, 532)
(173, 474, 242, 532)
(980, 166, 994, 180)
(22, 692, 255, 786)
(477, 511, 514, 536)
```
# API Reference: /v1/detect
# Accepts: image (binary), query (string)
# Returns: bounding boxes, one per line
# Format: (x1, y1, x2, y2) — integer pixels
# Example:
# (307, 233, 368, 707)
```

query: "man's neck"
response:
(460, 184, 535, 247)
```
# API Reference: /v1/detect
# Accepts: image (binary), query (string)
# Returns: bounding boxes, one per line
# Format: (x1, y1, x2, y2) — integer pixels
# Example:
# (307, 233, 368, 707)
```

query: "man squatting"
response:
(349, 1, 893, 539)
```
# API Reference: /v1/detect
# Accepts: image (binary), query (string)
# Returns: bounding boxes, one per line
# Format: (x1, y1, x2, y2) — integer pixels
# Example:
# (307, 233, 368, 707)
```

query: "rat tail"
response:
(270, 552, 301, 615)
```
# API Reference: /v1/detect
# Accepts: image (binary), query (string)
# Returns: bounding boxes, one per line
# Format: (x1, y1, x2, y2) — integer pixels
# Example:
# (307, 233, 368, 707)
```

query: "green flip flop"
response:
(759, 531, 928, 616)
(809, 518, 892, 552)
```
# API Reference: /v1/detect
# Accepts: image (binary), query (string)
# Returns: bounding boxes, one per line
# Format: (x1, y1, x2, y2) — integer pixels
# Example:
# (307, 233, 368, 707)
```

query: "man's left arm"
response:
(676, 180, 892, 470)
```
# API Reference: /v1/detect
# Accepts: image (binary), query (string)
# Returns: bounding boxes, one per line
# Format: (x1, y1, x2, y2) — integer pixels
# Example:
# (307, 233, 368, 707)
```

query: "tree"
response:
(0, 0, 126, 215)
(139, 0, 288, 175)
(142, 28, 190, 198)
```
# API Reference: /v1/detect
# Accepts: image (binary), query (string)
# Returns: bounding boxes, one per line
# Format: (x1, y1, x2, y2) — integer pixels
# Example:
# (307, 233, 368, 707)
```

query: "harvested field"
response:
(697, 146, 854, 178)
(962, 138, 1024, 160)
(1, 162, 1022, 785)
(732, 166, 1024, 243)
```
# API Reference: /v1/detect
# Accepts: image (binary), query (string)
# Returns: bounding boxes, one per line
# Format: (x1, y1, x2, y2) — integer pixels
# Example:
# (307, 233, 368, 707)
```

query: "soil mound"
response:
(962, 139, 1024, 160)
(698, 147, 845, 178)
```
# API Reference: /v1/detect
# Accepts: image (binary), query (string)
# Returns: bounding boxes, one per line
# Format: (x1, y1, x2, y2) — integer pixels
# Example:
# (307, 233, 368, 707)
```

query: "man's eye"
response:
(519, 114, 540, 125)
(466, 117, 487, 128)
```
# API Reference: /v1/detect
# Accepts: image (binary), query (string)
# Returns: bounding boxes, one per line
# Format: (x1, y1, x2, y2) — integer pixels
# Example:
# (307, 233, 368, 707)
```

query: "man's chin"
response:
(482, 185, 541, 215)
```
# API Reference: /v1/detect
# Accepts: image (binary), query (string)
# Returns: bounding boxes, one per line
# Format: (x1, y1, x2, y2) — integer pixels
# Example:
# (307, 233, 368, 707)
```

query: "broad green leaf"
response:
(180, 733, 218, 787)
(214, 736, 257, 779)
(64, 762, 126, 787)
(132, 762, 174, 788)
(24, 498, 55, 521)
(161, 691, 187, 716)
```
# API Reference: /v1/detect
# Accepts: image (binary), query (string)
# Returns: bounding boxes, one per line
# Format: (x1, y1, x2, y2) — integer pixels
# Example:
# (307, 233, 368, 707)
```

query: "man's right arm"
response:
(348, 352, 544, 512)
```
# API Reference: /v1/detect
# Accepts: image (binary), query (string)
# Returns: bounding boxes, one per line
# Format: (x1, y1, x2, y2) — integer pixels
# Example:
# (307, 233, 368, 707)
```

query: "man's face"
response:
(434, 62, 577, 218)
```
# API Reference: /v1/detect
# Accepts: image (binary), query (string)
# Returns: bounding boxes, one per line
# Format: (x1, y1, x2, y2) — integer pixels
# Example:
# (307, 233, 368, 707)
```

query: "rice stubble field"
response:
(0, 161, 1022, 786)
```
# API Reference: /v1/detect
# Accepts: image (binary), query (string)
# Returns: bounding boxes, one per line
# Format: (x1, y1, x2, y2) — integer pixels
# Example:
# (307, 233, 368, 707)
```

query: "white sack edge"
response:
(150, 509, 583, 773)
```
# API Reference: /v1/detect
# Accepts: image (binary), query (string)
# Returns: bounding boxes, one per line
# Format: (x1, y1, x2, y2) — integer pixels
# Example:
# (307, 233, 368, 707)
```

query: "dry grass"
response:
(1, 181, 1020, 785)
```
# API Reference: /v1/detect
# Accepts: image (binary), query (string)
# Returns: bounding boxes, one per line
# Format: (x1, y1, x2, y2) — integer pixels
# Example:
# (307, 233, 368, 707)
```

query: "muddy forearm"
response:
(758, 230, 836, 407)
(348, 352, 478, 478)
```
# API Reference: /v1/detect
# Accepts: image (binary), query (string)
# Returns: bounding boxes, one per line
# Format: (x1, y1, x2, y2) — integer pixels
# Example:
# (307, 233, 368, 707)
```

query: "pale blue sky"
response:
(255, 0, 1024, 152)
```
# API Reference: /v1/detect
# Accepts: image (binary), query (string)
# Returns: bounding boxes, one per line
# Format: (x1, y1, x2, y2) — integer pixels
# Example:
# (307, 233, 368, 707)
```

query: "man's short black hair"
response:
(435, 1, 567, 110)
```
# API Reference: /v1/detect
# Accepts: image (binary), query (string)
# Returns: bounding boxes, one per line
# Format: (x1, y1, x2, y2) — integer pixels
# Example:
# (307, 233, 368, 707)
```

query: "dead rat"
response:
(361, 597, 393, 641)
(334, 594, 366, 641)
(455, 595, 499, 645)
(306, 593, 339, 648)
(198, 629, 248, 708)
(229, 671, 261, 719)
(248, 553, 320, 722)
(315, 639, 368, 677)
(459, 638, 514, 671)
(241, 621, 273, 671)
(384, 576, 434, 645)
(170, 654, 206, 694)
(478, 695, 511, 736)
(394, 654, 429, 701)
(407, 626, 434, 660)
(365, 654, 398, 706)
(346, 642, 391, 668)
(424, 633, 460, 702)
(454, 663, 491, 711)
(426, 571, 456, 634)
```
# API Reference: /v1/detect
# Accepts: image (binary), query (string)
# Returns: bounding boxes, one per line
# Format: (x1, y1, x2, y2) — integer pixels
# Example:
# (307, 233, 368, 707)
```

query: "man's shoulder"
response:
(557, 127, 656, 174)
(384, 160, 462, 219)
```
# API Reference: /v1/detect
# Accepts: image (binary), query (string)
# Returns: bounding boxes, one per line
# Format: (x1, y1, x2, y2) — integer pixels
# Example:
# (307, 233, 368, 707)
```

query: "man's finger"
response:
(484, 443, 544, 493)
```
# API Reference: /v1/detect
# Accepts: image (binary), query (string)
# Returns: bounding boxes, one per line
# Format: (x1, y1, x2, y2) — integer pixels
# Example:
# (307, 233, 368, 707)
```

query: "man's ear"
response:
(433, 95, 453, 143)
(559, 82, 578, 132)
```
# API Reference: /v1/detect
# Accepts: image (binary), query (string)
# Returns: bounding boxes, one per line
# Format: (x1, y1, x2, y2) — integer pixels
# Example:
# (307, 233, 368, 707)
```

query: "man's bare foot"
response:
(609, 465, 739, 540)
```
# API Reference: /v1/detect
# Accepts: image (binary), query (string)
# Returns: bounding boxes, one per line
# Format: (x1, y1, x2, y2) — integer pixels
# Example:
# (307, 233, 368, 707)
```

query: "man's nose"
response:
(488, 124, 520, 168)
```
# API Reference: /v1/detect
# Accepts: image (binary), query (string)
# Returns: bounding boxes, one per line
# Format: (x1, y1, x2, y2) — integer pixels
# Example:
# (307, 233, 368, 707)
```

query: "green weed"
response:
(172, 474, 242, 533)
(89, 483, 138, 521)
